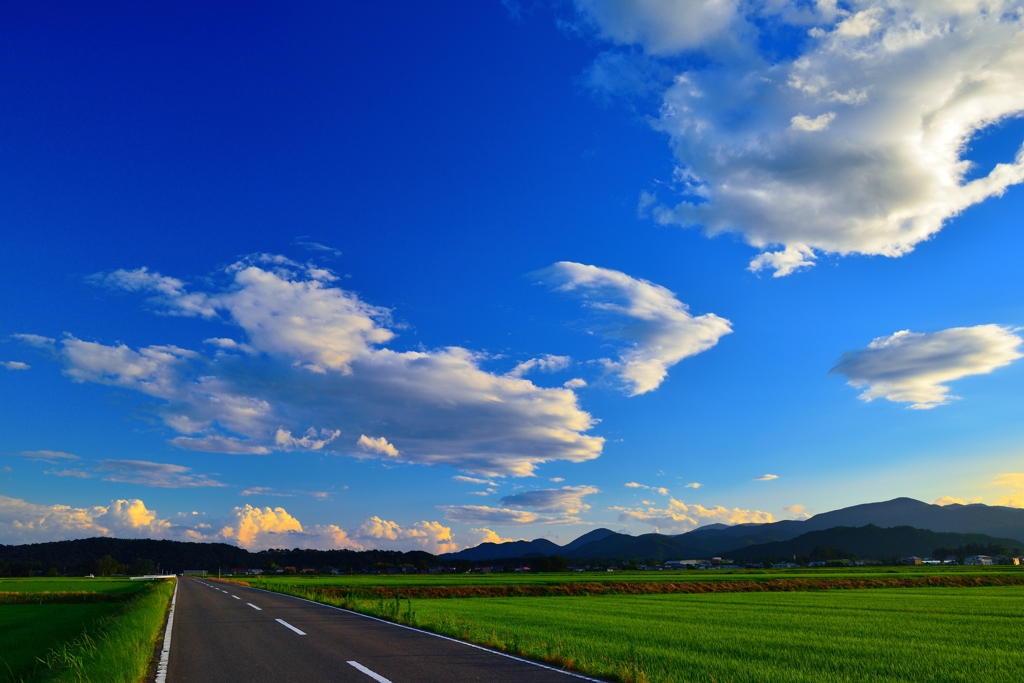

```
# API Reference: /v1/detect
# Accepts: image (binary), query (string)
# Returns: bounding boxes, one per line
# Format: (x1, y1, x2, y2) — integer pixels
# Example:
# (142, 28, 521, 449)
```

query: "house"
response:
(964, 555, 993, 565)
(229, 568, 247, 575)
(902, 557, 923, 565)
(664, 559, 702, 569)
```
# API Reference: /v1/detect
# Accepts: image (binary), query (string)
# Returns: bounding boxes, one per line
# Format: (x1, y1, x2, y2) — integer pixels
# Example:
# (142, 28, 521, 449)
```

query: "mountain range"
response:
(440, 498, 1024, 562)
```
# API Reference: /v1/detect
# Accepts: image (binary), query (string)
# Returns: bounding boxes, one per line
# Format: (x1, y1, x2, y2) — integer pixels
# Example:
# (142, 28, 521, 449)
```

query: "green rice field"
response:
(0, 578, 173, 683)
(400, 588, 1024, 682)
(239, 572, 1024, 683)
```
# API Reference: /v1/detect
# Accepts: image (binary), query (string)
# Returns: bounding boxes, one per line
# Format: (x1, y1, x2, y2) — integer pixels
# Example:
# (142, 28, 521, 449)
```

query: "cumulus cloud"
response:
(684, 482, 701, 489)
(534, 262, 731, 395)
(753, 474, 779, 481)
(466, 527, 515, 547)
(351, 516, 458, 554)
(16, 450, 79, 463)
(500, 485, 600, 515)
(31, 259, 603, 477)
(563, 378, 587, 389)
(439, 505, 540, 525)
(576, 1, 1024, 275)
(0, 494, 461, 552)
(2, 361, 30, 370)
(782, 504, 810, 519)
(11, 334, 55, 349)
(831, 325, 1023, 409)
(96, 460, 226, 488)
(612, 497, 774, 533)
(0, 495, 172, 544)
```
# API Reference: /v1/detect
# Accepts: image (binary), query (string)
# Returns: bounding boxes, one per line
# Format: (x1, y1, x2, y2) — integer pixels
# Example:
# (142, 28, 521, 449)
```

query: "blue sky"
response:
(3, 1, 1024, 552)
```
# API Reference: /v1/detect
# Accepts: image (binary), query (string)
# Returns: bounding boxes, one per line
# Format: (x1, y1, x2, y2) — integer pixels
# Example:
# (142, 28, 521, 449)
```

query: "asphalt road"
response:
(166, 577, 602, 683)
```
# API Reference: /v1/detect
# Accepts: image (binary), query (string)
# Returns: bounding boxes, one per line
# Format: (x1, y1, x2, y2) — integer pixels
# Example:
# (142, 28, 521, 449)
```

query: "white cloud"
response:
(624, 482, 669, 495)
(2, 361, 30, 370)
(39, 259, 603, 477)
(507, 354, 572, 378)
(549, 477, 565, 483)
(16, 450, 79, 463)
(684, 482, 701, 489)
(439, 505, 540, 525)
(216, 504, 363, 551)
(612, 497, 774, 533)
(790, 112, 836, 132)
(563, 378, 587, 389)
(96, 460, 226, 488)
(753, 474, 779, 481)
(831, 325, 1023, 409)
(453, 475, 497, 485)
(351, 516, 458, 554)
(577, 1, 1024, 275)
(12, 334, 55, 349)
(574, 0, 739, 55)
(357, 435, 400, 457)
(535, 262, 731, 395)
(44, 469, 92, 478)
(500, 485, 600, 515)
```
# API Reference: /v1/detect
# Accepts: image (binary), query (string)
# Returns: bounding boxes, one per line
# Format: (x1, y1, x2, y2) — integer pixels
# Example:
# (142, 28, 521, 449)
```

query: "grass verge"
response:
(31, 579, 174, 683)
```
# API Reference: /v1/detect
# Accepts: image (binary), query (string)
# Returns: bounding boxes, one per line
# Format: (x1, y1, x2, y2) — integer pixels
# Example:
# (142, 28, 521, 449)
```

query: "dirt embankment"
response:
(239, 574, 1024, 601)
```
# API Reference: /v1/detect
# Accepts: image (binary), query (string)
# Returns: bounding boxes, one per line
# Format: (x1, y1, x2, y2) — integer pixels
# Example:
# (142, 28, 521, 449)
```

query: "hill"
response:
(0, 537, 440, 576)
(725, 524, 1023, 561)
(443, 498, 1024, 562)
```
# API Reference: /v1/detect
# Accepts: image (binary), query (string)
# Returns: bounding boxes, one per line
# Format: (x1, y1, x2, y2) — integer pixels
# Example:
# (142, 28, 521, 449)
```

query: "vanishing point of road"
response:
(165, 577, 604, 682)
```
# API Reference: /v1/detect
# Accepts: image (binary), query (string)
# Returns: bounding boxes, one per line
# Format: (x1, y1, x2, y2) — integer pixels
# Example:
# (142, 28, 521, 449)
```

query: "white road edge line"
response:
(246, 586, 603, 682)
(154, 579, 178, 683)
(247, 603, 262, 611)
(347, 661, 392, 683)
(275, 618, 307, 635)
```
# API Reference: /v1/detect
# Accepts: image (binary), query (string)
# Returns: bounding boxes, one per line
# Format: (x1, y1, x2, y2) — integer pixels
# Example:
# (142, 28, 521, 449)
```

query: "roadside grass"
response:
(0, 578, 174, 683)
(248, 582, 1024, 683)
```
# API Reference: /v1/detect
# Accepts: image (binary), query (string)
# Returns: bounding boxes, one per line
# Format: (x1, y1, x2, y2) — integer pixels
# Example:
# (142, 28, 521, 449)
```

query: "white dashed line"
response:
(275, 618, 306, 635)
(232, 595, 240, 599)
(247, 603, 262, 611)
(348, 661, 392, 683)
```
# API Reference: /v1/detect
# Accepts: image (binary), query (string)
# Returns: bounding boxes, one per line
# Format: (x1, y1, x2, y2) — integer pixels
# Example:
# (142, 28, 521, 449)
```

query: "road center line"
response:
(347, 661, 392, 683)
(247, 603, 262, 610)
(231, 595, 240, 599)
(275, 618, 306, 635)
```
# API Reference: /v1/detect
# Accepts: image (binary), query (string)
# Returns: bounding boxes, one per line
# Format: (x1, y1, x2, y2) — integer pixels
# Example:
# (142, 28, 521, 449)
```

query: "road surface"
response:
(166, 577, 602, 682)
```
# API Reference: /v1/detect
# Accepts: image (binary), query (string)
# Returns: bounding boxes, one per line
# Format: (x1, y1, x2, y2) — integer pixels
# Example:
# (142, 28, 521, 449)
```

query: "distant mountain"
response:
(442, 498, 1024, 562)
(441, 538, 562, 562)
(727, 524, 1024, 561)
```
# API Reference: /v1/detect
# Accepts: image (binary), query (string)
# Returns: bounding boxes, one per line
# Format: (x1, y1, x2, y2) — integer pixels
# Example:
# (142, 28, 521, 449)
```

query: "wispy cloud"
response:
(2, 361, 30, 371)
(97, 460, 226, 488)
(624, 482, 669, 495)
(534, 262, 731, 395)
(831, 326, 1023, 409)
(15, 450, 79, 463)
(753, 474, 778, 481)
(439, 505, 541, 526)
